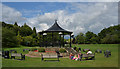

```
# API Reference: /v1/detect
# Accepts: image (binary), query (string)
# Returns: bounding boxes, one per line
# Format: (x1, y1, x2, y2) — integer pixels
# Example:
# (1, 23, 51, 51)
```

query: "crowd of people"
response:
(69, 50, 92, 61)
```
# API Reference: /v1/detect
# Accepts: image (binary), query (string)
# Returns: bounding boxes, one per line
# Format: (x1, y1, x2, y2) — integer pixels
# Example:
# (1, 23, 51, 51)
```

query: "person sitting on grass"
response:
(78, 53, 82, 61)
(87, 50, 92, 55)
(72, 54, 77, 60)
(74, 53, 82, 61)
(69, 53, 74, 60)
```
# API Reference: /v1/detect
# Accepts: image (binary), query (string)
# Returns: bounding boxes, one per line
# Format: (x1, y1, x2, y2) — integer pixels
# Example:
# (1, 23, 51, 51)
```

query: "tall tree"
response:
(17, 31, 23, 45)
(75, 33, 85, 44)
(13, 22, 20, 35)
(14, 22, 18, 26)
(32, 27, 37, 38)
(20, 23, 33, 36)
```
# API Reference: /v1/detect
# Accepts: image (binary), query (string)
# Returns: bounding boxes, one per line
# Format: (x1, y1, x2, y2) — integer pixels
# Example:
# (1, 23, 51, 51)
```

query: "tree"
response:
(14, 22, 18, 26)
(101, 34, 120, 44)
(0, 22, 2, 47)
(75, 33, 85, 44)
(20, 23, 33, 36)
(32, 27, 37, 38)
(32, 38, 39, 46)
(110, 34, 119, 44)
(85, 31, 97, 44)
(17, 31, 23, 45)
(101, 34, 111, 44)
(2, 27, 19, 48)
(98, 24, 120, 44)
(13, 22, 20, 35)
(22, 36, 33, 46)
(90, 36, 98, 44)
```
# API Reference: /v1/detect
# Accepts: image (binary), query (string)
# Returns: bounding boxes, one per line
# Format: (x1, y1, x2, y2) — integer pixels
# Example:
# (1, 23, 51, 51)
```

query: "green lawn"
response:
(2, 44, 118, 67)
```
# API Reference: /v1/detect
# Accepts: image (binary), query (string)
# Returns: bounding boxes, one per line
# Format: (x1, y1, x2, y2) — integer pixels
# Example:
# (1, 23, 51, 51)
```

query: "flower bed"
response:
(34, 50, 38, 52)
(27, 47, 69, 57)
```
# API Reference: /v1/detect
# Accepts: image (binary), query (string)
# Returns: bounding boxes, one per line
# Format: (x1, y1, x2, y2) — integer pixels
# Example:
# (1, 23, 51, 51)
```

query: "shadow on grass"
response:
(11, 58, 25, 61)
(42, 60, 60, 62)
(81, 58, 95, 61)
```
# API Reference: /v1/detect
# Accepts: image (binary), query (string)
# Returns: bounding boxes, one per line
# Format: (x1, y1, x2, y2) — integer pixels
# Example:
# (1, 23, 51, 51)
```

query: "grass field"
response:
(2, 44, 118, 67)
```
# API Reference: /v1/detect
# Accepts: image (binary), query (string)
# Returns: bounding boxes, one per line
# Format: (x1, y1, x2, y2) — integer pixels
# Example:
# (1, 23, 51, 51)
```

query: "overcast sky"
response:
(1, 2, 118, 35)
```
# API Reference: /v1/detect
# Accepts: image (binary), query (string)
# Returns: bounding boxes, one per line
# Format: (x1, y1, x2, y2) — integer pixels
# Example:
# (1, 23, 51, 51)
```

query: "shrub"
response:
(31, 48, 37, 51)
(59, 48, 67, 53)
(38, 47, 45, 52)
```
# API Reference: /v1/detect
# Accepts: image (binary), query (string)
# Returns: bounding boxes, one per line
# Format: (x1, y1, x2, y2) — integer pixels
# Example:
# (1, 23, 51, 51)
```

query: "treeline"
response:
(1, 22, 120, 48)
(73, 25, 120, 44)
(2, 22, 39, 48)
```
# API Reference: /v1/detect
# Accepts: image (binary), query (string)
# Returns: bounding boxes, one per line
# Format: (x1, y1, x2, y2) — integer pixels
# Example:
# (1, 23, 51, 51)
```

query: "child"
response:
(69, 53, 74, 60)
(72, 54, 77, 60)
(78, 53, 82, 61)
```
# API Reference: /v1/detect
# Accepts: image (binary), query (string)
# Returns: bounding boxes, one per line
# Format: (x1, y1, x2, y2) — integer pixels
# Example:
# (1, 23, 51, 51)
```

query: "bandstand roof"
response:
(40, 20, 73, 34)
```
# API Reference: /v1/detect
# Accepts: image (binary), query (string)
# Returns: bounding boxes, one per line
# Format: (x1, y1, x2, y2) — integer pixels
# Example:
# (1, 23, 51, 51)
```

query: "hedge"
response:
(38, 47, 45, 52)
(31, 48, 37, 51)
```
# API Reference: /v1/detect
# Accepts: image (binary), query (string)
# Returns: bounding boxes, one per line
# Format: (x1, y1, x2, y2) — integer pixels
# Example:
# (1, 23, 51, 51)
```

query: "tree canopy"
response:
(74, 25, 120, 44)
(2, 21, 120, 48)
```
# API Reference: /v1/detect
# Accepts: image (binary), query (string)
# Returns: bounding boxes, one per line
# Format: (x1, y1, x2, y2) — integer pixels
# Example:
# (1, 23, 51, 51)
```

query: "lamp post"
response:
(71, 33, 74, 38)
(59, 32, 62, 48)
(43, 33, 47, 48)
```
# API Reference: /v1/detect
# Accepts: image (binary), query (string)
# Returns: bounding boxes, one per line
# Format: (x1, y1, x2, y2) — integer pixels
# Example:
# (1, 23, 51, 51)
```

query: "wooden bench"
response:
(11, 53, 25, 60)
(41, 53, 59, 61)
(81, 53, 95, 60)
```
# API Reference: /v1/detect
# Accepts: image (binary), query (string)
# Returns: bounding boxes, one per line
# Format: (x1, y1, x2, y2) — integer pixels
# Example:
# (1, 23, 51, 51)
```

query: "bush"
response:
(59, 48, 67, 53)
(38, 47, 45, 52)
(31, 48, 37, 51)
